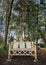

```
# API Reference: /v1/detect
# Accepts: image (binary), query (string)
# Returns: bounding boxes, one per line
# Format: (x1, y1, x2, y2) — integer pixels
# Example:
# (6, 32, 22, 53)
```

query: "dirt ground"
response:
(0, 48, 46, 65)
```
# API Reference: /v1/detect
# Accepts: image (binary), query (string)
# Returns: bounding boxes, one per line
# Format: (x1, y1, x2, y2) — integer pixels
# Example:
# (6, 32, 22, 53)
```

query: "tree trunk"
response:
(4, 0, 14, 49)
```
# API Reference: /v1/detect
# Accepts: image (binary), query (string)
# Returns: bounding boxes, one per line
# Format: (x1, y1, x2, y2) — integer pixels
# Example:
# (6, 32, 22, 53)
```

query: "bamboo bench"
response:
(8, 41, 37, 61)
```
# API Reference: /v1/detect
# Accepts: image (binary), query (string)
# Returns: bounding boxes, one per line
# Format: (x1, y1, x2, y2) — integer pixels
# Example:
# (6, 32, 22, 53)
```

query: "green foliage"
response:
(12, 0, 44, 42)
(8, 36, 14, 43)
(18, 44, 20, 48)
(25, 43, 26, 48)
(0, 45, 4, 52)
(40, 44, 46, 48)
(40, 0, 43, 4)
(0, 45, 8, 52)
(0, 36, 4, 44)
(41, 30, 46, 35)
(2, 0, 45, 45)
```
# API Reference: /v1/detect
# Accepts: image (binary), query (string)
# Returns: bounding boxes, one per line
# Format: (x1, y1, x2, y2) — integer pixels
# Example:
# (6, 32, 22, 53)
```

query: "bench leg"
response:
(34, 45, 37, 62)
(7, 44, 11, 61)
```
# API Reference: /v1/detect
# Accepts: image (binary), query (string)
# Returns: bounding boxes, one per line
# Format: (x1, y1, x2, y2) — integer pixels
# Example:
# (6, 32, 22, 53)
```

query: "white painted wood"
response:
(13, 41, 18, 49)
(26, 41, 31, 49)
(20, 42, 25, 48)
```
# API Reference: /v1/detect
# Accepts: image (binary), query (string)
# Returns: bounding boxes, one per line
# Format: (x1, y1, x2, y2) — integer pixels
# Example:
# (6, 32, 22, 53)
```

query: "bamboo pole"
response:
(34, 44, 37, 62)
(31, 41, 37, 62)
(31, 41, 34, 51)
(7, 43, 11, 61)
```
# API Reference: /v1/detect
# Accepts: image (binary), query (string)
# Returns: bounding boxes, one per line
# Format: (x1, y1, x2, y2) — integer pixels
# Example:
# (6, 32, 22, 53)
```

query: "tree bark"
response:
(4, 0, 14, 49)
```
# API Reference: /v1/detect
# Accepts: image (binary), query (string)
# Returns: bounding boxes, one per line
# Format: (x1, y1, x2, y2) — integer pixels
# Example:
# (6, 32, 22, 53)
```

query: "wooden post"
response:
(31, 41, 37, 62)
(34, 44, 37, 62)
(19, 34, 23, 44)
(31, 41, 34, 51)
(7, 43, 11, 61)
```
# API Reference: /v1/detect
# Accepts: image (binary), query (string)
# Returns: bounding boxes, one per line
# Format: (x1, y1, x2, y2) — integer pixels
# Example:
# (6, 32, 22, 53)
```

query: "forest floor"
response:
(0, 48, 46, 65)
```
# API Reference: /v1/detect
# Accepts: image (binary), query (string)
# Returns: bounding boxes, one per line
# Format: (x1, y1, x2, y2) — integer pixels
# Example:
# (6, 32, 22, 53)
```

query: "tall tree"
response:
(3, 0, 14, 49)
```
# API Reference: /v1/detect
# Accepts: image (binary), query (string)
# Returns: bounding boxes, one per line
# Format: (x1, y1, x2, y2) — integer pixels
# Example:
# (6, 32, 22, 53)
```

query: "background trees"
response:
(3, 0, 14, 49)
(0, 0, 46, 49)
